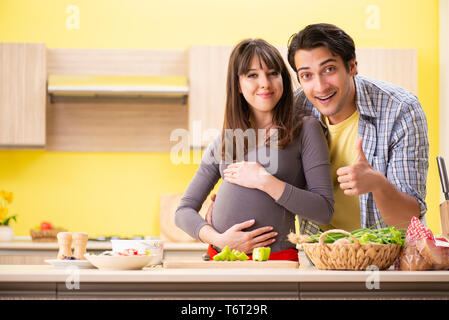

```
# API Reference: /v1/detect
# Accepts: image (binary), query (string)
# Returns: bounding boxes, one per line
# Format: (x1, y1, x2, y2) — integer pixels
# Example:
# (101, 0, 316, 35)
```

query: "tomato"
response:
(40, 221, 53, 230)
(123, 248, 138, 256)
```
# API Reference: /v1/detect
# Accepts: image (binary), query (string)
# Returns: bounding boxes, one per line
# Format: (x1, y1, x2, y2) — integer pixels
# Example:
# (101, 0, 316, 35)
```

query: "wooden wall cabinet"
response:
(45, 49, 189, 152)
(0, 43, 47, 148)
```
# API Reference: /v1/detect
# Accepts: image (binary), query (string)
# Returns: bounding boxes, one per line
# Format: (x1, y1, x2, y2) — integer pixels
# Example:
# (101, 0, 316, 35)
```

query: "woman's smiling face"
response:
(294, 46, 357, 124)
(238, 54, 283, 120)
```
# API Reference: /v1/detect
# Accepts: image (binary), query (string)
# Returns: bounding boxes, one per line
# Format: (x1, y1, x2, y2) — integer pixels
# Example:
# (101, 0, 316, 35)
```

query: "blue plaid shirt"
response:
(296, 75, 429, 232)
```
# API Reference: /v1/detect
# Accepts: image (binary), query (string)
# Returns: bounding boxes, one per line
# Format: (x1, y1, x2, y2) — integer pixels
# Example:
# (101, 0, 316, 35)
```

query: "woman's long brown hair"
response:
(222, 38, 304, 161)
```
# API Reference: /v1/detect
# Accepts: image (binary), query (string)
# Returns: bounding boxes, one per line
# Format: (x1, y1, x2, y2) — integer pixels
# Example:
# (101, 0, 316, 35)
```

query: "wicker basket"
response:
(30, 228, 67, 242)
(301, 229, 402, 270)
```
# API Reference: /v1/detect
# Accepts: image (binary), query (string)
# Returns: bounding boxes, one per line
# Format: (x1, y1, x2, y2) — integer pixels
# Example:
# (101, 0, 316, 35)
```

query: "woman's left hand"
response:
(223, 161, 269, 190)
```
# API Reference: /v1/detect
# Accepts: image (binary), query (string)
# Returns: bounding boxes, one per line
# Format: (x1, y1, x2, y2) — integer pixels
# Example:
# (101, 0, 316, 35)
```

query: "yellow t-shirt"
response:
(320, 110, 361, 232)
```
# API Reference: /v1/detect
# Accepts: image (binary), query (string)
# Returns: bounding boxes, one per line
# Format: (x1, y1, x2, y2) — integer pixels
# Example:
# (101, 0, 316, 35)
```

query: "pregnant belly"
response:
(212, 181, 286, 234)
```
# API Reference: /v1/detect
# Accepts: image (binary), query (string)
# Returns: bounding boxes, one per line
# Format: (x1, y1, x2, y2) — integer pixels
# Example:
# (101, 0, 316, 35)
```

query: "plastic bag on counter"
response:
(397, 216, 449, 271)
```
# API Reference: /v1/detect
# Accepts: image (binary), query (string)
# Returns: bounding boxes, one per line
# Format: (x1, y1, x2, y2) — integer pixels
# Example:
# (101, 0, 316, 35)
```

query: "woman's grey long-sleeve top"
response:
(175, 116, 334, 252)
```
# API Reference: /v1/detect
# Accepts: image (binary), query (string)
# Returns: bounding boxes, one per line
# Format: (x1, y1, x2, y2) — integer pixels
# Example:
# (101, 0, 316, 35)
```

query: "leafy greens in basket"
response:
(289, 226, 406, 246)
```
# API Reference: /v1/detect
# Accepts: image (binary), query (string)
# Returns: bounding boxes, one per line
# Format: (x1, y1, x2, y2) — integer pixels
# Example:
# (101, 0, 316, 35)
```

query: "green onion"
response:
(308, 226, 406, 246)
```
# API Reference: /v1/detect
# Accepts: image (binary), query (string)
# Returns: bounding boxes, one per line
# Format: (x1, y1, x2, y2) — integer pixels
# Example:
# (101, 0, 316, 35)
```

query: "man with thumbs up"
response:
(286, 23, 429, 233)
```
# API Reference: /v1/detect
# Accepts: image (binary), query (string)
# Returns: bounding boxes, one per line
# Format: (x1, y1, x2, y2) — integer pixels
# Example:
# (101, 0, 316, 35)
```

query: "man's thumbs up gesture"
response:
(336, 137, 381, 196)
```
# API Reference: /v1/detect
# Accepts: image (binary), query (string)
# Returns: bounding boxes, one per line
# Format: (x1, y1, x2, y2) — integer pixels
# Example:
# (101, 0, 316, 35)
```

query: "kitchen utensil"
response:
(440, 202, 449, 238)
(437, 156, 449, 238)
(162, 259, 298, 269)
(84, 253, 154, 270)
(437, 156, 449, 200)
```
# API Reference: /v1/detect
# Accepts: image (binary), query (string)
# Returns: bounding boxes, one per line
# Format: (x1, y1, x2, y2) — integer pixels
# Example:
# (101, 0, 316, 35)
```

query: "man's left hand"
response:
(336, 137, 382, 196)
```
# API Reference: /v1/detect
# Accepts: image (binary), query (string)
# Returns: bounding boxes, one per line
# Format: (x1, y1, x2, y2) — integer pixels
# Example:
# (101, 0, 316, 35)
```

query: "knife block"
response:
(440, 200, 449, 238)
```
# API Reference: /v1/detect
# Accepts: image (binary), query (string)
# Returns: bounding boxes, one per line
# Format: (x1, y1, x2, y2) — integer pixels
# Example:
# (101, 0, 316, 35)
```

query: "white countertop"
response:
(1, 264, 448, 283)
(0, 240, 208, 251)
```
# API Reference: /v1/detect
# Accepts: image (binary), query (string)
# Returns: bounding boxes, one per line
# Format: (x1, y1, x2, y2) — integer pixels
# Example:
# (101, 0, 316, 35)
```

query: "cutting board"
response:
(163, 259, 299, 269)
(159, 193, 212, 242)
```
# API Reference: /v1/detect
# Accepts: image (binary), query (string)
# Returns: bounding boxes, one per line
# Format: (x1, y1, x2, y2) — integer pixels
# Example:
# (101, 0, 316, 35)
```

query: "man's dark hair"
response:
(287, 23, 356, 73)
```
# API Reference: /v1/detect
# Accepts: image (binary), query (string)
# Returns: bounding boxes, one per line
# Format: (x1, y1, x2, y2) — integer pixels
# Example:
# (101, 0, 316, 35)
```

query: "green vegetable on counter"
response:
(213, 245, 230, 261)
(212, 246, 250, 261)
(232, 249, 249, 261)
(252, 247, 271, 261)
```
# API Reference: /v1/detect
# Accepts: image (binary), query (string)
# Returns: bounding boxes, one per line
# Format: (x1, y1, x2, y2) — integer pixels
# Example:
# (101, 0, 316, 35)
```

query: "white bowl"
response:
(111, 239, 164, 265)
(84, 253, 153, 270)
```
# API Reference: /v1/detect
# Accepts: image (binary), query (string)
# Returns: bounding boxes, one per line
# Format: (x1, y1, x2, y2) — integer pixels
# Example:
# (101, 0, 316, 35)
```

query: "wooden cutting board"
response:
(159, 193, 212, 242)
(163, 259, 299, 269)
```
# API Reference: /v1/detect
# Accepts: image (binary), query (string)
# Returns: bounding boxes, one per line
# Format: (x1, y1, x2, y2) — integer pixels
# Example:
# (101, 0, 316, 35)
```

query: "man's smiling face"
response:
(294, 46, 357, 124)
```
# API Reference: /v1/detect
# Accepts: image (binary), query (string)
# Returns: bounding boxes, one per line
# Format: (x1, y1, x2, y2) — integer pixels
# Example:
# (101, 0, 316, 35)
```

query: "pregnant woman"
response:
(175, 39, 334, 261)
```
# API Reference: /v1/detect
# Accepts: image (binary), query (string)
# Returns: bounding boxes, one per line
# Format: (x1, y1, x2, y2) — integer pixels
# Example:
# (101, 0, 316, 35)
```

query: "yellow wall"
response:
(0, 0, 441, 237)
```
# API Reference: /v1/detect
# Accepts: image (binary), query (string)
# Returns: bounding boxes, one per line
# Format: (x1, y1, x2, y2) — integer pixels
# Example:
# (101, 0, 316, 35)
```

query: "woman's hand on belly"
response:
(224, 161, 286, 200)
(201, 194, 277, 253)
(224, 161, 268, 190)
(216, 219, 277, 254)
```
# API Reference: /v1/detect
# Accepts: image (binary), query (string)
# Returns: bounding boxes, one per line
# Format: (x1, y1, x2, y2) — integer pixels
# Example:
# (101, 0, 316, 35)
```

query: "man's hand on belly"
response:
(205, 194, 216, 225)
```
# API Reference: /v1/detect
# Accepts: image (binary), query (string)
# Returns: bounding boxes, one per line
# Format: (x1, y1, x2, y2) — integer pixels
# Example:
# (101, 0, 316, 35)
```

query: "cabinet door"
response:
(0, 43, 46, 147)
(188, 46, 232, 148)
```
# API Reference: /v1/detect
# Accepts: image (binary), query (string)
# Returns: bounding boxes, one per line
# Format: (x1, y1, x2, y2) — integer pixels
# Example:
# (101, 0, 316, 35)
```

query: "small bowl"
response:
(111, 238, 164, 265)
(84, 253, 153, 270)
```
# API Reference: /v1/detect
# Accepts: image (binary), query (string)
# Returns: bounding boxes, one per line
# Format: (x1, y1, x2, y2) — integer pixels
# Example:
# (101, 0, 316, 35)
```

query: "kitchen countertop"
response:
(0, 239, 208, 251)
(1, 264, 449, 299)
(1, 264, 449, 283)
